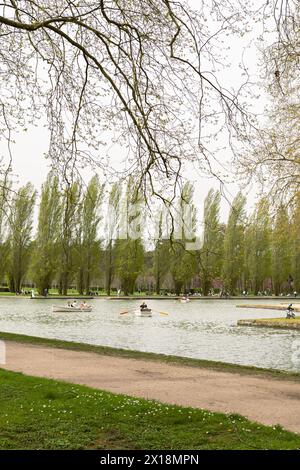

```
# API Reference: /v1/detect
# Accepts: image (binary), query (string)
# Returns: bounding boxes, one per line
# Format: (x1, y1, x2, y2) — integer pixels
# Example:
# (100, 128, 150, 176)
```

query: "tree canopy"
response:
(1, 1, 296, 201)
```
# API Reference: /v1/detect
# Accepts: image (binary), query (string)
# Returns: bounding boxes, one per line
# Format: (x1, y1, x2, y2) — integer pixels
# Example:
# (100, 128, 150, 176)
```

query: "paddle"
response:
(152, 309, 169, 316)
(119, 307, 136, 315)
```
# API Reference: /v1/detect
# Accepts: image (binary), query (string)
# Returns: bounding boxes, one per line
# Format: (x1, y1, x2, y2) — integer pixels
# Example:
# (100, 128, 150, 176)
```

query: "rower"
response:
(140, 301, 148, 311)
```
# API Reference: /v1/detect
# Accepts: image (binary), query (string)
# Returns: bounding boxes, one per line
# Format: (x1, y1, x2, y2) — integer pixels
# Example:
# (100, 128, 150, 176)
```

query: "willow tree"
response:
(222, 192, 246, 294)
(7, 183, 36, 292)
(200, 189, 223, 296)
(31, 173, 62, 295)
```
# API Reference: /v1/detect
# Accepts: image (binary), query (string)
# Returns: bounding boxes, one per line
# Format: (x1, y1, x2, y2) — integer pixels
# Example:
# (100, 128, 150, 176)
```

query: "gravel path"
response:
(2, 341, 300, 433)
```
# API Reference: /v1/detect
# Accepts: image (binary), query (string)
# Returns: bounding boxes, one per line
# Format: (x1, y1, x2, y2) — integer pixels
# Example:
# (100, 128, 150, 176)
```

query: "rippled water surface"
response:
(0, 297, 300, 372)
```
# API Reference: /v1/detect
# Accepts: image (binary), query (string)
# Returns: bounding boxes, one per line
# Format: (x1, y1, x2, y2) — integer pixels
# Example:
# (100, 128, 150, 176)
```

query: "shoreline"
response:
(2, 337, 300, 435)
(1, 331, 300, 381)
(1, 294, 299, 300)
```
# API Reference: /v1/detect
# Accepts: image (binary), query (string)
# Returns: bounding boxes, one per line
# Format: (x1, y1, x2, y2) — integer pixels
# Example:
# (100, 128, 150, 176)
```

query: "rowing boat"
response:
(135, 308, 152, 317)
(52, 306, 92, 313)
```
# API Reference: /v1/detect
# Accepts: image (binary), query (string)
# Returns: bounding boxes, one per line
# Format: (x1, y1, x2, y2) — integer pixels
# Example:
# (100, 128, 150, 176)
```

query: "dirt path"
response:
(2, 341, 300, 433)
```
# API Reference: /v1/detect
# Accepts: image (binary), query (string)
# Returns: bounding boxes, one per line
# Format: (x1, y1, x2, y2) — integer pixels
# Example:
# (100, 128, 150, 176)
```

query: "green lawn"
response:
(0, 369, 300, 450)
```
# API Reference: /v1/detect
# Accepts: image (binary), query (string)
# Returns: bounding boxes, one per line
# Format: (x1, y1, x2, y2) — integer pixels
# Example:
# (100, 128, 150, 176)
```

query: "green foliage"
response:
(0, 182, 10, 283)
(200, 189, 224, 295)
(75, 176, 104, 294)
(105, 182, 122, 295)
(58, 181, 81, 295)
(115, 238, 144, 295)
(222, 192, 246, 294)
(30, 173, 62, 295)
(0, 171, 298, 296)
(115, 178, 145, 295)
(7, 183, 36, 292)
(291, 193, 300, 292)
(169, 183, 197, 295)
(244, 199, 271, 294)
(271, 205, 292, 295)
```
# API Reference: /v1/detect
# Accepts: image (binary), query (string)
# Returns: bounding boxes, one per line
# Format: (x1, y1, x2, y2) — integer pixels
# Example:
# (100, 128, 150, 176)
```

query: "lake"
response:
(0, 297, 299, 372)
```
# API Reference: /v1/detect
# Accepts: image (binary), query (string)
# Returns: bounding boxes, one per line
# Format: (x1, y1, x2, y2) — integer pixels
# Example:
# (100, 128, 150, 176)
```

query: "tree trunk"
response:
(77, 268, 84, 295)
(105, 241, 113, 295)
(155, 272, 160, 295)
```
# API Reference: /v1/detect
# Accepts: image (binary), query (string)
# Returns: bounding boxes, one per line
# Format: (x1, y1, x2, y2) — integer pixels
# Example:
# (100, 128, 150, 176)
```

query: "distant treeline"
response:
(0, 172, 299, 296)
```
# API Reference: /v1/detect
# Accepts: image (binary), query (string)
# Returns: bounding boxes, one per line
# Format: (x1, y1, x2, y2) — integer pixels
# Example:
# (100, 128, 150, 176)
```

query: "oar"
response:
(119, 307, 136, 315)
(152, 309, 169, 316)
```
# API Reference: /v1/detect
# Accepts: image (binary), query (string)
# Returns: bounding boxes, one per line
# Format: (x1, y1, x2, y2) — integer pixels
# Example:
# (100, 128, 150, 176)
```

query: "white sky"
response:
(5, 0, 273, 230)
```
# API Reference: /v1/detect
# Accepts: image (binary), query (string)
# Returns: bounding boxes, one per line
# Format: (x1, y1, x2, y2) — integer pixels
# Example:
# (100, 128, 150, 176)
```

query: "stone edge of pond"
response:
(238, 319, 300, 330)
(1, 331, 300, 383)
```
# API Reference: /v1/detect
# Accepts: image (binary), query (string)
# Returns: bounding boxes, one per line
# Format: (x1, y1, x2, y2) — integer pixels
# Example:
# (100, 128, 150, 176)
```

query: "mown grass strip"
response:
(0, 369, 300, 450)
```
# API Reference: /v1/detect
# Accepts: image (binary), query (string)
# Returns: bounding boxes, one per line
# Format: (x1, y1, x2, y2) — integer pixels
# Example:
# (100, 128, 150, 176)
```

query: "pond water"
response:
(0, 297, 300, 372)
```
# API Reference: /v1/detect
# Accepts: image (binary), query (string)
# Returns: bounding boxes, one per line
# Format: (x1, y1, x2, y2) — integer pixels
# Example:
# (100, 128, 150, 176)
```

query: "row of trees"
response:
(0, 173, 299, 296)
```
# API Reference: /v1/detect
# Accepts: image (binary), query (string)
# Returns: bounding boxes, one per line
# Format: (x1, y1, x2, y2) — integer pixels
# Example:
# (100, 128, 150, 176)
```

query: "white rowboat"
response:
(135, 308, 152, 317)
(52, 305, 92, 313)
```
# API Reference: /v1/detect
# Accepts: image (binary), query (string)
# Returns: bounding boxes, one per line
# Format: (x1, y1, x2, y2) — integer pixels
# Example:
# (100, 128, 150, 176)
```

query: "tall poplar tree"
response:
(271, 205, 292, 295)
(0, 182, 10, 284)
(105, 183, 122, 295)
(58, 181, 81, 295)
(115, 178, 144, 295)
(244, 198, 271, 294)
(200, 189, 223, 295)
(76, 176, 104, 294)
(222, 192, 246, 294)
(7, 183, 36, 292)
(31, 173, 62, 295)
(170, 182, 197, 295)
(291, 193, 300, 292)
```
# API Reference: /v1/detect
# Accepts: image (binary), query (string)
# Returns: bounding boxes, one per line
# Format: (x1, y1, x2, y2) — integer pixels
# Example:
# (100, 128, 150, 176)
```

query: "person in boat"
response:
(80, 301, 90, 309)
(286, 303, 295, 319)
(71, 300, 77, 308)
(140, 301, 148, 311)
(67, 301, 71, 308)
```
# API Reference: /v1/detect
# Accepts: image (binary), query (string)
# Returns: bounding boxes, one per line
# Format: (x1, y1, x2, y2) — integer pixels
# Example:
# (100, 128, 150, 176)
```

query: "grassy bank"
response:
(1, 331, 300, 382)
(0, 369, 300, 450)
